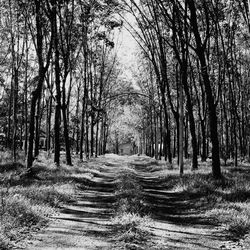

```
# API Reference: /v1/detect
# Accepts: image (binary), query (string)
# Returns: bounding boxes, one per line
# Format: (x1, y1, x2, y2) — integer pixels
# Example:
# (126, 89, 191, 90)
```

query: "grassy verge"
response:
(112, 167, 152, 250)
(161, 161, 250, 240)
(0, 151, 81, 249)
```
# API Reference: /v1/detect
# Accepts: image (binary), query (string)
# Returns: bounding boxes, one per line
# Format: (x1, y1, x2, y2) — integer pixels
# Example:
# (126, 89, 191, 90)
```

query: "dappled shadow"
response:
(144, 189, 215, 226)
(52, 171, 117, 239)
(130, 161, 218, 227)
(127, 158, 229, 249)
(26, 156, 230, 249)
(0, 162, 24, 173)
(26, 163, 118, 250)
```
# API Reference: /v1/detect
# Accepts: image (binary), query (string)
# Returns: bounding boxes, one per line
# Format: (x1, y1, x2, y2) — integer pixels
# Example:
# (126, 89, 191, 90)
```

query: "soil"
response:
(25, 155, 250, 250)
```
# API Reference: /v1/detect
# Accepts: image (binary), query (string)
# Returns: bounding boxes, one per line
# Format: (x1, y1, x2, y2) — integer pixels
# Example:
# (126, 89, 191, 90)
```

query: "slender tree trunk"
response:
(161, 94, 172, 163)
(24, 35, 28, 155)
(27, 76, 44, 169)
(62, 77, 72, 165)
(80, 97, 85, 160)
(201, 121, 207, 161)
(75, 86, 80, 154)
(62, 104, 72, 165)
(154, 107, 158, 159)
(7, 85, 12, 149)
(12, 68, 18, 162)
(179, 72, 184, 175)
(52, 4, 61, 166)
(34, 93, 41, 157)
(182, 68, 198, 169)
(95, 120, 99, 157)
(184, 116, 189, 159)
(46, 95, 52, 153)
(159, 105, 163, 159)
(27, 0, 52, 171)
(85, 114, 89, 159)
(188, 0, 222, 178)
(90, 113, 94, 157)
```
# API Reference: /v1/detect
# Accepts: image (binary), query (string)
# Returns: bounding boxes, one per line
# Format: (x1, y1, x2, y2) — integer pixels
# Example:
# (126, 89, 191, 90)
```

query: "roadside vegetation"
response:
(0, 151, 80, 249)
(1, 152, 250, 249)
(156, 159, 250, 240)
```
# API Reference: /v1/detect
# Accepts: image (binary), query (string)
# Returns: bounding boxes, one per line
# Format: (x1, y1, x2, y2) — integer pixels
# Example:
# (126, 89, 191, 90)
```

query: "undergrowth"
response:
(0, 151, 77, 249)
(112, 167, 152, 250)
(165, 163, 250, 240)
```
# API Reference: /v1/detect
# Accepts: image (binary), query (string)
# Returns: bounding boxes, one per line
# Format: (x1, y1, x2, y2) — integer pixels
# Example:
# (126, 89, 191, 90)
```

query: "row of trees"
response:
(0, 0, 124, 173)
(1, 0, 250, 180)
(118, 0, 250, 178)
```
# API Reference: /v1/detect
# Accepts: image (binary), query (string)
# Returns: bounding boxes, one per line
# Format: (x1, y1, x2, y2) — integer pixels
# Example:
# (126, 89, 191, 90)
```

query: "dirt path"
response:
(26, 157, 120, 250)
(26, 155, 245, 249)
(130, 159, 228, 249)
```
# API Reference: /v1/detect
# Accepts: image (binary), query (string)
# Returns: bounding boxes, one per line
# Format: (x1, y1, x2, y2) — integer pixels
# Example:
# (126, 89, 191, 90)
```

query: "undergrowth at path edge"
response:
(163, 160, 250, 240)
(0, 151, 78, 250)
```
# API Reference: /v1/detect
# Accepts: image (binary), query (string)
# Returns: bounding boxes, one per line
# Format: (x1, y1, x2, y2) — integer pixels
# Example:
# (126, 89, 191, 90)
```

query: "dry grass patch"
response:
(112, 213, 152, 250)
(112, 167, 152, 249)
(157, 161, 250, 239)
(207, 202, 250, 238)
(0, 152, 80, 249)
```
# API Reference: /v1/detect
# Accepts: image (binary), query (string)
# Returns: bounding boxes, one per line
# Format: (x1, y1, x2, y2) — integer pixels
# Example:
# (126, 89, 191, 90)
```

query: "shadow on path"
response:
(26, 161, 118, 250)
(26, 155, 229, 250)
(129, 159, 227, 250)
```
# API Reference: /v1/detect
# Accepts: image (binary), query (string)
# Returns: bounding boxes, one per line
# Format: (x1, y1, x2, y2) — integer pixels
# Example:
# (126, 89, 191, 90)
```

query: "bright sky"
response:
(116, 13, 139, 86)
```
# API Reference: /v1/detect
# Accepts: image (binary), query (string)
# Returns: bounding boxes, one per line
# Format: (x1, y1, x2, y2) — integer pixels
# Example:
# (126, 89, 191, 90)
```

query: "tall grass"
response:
(112, 167, 152, 250)
(164, 163, 250, 239)
(0, 152, 77, 249)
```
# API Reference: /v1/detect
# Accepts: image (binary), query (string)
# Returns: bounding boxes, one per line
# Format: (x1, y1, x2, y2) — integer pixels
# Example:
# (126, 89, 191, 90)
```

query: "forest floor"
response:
(20, 154, 250, 250)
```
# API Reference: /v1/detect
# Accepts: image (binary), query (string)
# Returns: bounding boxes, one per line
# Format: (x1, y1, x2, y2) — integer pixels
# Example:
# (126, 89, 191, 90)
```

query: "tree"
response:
(26, 0, 52, 172)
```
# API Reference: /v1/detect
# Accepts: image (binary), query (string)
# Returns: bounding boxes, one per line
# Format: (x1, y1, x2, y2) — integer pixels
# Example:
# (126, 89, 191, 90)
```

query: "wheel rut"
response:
(26, 155, 234, 250)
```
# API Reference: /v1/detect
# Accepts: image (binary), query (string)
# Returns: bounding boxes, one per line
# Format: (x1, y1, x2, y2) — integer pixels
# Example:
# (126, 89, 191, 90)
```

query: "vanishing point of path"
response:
(26, 155, 240, 250)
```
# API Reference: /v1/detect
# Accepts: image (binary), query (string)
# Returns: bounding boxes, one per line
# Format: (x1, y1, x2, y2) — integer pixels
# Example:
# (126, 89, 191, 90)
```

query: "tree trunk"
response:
(26, 0, 52, 171)
(52, 4, 61, 166)
(179, 73, 184, 175)
(201, 121, 207, 161)
(27, 76, 45, 170)
(12, 68, 18, 162)
(79, 99, 85, 160)
(61, 76, 72, 165)
(188, 0, 222, 178)
(34, 93, 42, 157)
(46, 94, 52, 153)
(62, 104, 72, 165)
(90, 113, 94, 157)
(95, 120, 99, 157)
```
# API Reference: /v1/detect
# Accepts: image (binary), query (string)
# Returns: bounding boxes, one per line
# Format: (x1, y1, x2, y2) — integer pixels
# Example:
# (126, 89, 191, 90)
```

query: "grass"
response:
(157, 159, 250, 240)
(112, 166, 152, 249)
(1, 151, 249, 247)
(0, 151, 81, 249)
(112, 213, 151, 250)
(207, 203, 250, 238)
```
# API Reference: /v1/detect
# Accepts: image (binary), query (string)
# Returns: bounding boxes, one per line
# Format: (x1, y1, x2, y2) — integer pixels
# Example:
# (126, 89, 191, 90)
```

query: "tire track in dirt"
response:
(129, 157, 229, 250)
(26, 155, 244, 249)
(25, 158, 119, 250)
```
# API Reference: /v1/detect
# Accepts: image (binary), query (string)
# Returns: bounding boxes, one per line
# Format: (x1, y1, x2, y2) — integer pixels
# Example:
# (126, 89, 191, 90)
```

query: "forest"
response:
(1, 0, 250, 249)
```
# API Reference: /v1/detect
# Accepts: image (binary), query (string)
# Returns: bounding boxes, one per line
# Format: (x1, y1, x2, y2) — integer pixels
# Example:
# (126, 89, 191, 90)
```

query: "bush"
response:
(207, 203, 250, 238)
(15, 184, 75, 207)
(112, 212, 152, 249)
(4, 194, 46, 226)
(0, 178, 75, 249)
